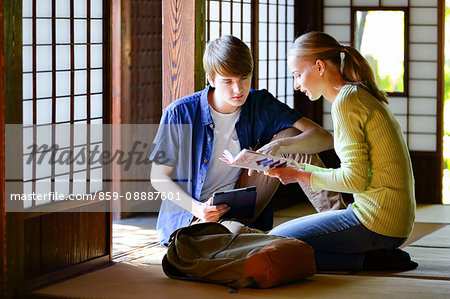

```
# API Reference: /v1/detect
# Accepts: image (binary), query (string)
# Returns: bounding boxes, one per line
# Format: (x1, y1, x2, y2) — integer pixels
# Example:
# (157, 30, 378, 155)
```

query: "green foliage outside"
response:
(377, 73, 404, 93)
(365, 55, 404, 93)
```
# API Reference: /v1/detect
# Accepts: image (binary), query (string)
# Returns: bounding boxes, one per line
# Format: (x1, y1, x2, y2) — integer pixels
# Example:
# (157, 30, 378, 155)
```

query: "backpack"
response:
(162, 222, 316, 292)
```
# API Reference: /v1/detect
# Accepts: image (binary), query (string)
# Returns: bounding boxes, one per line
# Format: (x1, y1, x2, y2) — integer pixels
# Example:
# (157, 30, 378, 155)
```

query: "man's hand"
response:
(192, 198, 230, 222)
(264, 167, 311, 185)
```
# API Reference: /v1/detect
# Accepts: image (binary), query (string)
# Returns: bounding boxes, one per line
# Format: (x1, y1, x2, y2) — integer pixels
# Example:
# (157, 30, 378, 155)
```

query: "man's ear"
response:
(206, 73, 215, 88)
(315, 60, 326, 76)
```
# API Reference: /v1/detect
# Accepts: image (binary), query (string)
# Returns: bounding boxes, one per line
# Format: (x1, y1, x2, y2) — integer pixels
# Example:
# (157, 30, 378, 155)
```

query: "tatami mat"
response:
(358, 236, 450, 281)
(409, 225, 450, 248)
(415, 204, 450, 224)
(402, 222, 447, 247)
(121, 244, 167, 264)
(399, 246, 450, 280)
(33, 262, 450, 299)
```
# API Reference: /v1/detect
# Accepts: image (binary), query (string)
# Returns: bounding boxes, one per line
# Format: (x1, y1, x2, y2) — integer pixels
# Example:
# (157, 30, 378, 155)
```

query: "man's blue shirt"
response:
(149, 85, 302, 246)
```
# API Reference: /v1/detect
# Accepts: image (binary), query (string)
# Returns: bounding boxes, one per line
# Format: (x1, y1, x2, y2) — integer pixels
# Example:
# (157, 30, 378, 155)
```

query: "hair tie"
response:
(340, 51, 345, 74)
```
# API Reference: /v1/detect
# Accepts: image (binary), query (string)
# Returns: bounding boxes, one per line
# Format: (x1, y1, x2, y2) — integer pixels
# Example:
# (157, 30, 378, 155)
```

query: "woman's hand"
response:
(192, 198, 230, 222)
(265, 167, 312, 185)
(257, 139, 286, 156)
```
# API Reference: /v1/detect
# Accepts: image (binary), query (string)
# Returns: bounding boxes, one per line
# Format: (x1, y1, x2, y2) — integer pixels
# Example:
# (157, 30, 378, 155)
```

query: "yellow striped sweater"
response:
(306, 84, 416, 238)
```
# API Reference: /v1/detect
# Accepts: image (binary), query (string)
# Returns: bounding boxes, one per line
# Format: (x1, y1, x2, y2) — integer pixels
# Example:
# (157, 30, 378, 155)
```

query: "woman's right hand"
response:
(265, 166, 312, 185)
(192, 199, 230, 222)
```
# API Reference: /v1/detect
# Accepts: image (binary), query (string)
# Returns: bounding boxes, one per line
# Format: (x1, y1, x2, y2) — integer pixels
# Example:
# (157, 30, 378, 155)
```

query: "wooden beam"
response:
(436, 0, 444, 203)
(410, 152, 441, 204)
(293, 0, 323, 124)
(250, 0, 259, 89)
(3, 0, 24, 296)
(162, 0, 205, 109)
(111, 0, 123, 220)
(0, 0, 6, 296)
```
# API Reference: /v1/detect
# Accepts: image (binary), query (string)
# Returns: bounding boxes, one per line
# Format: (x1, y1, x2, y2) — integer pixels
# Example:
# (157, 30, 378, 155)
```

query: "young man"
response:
(149, 35, 344, 246)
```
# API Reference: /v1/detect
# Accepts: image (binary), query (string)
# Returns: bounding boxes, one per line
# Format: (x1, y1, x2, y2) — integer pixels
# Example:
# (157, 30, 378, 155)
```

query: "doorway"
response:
(110, 0, 163, 260)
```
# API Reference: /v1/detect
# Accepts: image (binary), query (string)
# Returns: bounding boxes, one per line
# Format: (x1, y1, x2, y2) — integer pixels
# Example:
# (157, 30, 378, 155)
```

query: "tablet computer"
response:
(212, 186, 257, 219)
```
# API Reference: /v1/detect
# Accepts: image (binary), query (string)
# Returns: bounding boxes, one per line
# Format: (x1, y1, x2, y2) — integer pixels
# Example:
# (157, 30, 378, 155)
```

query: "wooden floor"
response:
(33, 204, 450, 299)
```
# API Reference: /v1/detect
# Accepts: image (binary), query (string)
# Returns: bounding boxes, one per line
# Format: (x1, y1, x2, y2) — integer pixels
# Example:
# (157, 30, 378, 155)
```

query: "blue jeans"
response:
(269, 205, 407, 271)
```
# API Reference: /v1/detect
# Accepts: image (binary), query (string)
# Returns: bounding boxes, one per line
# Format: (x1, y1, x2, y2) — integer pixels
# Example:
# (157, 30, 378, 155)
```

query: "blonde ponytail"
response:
(340, 46, 388, 104)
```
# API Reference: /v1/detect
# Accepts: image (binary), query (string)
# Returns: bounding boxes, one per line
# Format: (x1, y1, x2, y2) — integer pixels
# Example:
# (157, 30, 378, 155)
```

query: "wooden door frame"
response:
(1, 0, 114, 296)
(2, 0, 25, 296)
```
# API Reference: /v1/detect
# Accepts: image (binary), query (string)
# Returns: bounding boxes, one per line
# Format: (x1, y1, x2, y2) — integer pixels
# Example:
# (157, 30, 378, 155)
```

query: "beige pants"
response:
(195, 127, 345, 234)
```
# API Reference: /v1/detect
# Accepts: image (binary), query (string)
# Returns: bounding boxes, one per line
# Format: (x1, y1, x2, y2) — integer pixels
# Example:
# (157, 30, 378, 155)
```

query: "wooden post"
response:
(162, 0, 205, 109)
(250, 0, 259, 89)
(2, 0, 24, 296)
(0, 0, 6, 296)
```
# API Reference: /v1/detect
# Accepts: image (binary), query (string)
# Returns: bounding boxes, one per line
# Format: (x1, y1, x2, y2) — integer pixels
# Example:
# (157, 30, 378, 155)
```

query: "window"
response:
(258, 0, 295, 107)
(205, 0, 296, 107)
(352, 8, 407, 95)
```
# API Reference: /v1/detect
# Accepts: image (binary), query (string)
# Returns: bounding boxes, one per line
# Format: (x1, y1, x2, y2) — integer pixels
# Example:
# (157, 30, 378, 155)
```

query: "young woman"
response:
(263, 31, 417, 271)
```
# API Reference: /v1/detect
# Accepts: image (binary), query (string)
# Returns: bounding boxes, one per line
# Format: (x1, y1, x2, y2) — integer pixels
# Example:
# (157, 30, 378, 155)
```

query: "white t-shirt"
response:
(199, 107, 242, 202)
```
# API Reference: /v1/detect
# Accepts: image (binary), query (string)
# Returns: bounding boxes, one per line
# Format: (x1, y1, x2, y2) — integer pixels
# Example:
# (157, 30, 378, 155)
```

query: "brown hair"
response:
(288, 31, 388, 104)
(203, 35, 253, 79)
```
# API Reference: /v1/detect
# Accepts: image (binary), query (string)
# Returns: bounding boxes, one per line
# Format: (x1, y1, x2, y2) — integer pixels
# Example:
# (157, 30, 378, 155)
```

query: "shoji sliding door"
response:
(4, 0, 112, 294)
